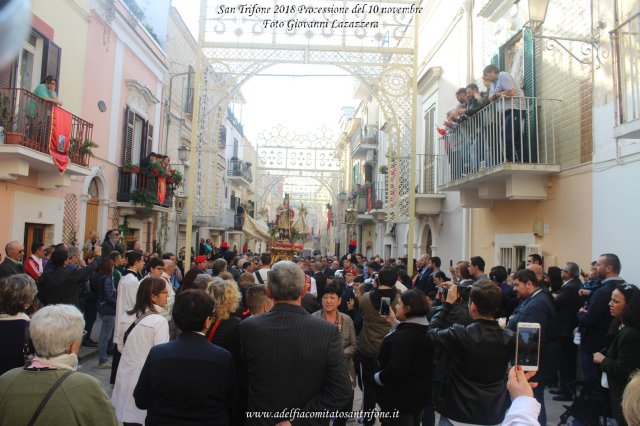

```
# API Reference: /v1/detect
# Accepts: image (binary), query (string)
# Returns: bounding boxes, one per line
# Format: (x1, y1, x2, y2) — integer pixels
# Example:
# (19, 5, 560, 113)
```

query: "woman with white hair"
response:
(0, 274, 37, 375)
(0, 304, 118, 424)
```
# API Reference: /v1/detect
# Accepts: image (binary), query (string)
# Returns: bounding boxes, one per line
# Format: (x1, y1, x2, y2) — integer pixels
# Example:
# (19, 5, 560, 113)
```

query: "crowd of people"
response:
(1, 236, 639, 426)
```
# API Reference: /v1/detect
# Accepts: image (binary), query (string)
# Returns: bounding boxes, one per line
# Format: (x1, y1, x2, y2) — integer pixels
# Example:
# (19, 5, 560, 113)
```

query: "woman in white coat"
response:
(111, 276, 169, 425)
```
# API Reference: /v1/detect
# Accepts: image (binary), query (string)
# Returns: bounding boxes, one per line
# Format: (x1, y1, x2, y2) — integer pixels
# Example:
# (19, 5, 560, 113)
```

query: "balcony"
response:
(0, 88, 93, 185)
(227, 159, 253, 186)
(436, 97, 561, 208)
(116, 167, 174, 216)
(351, 124, 379, 159)
(611, 12, 640, 139)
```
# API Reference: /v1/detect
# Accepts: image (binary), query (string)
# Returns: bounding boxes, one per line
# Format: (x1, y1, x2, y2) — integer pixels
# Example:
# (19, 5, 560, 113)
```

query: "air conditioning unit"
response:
(478, 0, 515, 22)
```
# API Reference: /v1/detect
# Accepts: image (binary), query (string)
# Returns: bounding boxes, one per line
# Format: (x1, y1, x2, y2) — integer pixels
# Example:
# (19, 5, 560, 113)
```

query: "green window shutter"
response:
(523, 27, 536, 97)
(522, 27, 538, 155)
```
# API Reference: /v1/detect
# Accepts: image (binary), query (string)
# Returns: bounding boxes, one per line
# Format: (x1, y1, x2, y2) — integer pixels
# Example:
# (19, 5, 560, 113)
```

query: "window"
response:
(184, 65, 194, 114)
(1, 30, 60, 93)
(123, 106, 153, 165)
(422, 104, 436, 193)
(495, 233, 540, 274)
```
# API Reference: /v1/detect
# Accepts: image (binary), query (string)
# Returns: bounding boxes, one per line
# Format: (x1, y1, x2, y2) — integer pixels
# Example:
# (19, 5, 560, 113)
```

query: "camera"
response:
(438, 286, 448, 297)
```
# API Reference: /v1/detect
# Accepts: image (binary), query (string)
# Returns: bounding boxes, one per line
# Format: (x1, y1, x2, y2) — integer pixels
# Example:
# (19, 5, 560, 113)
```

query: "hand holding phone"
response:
(379, 297, 391, 317)
(515, 322, 541, 371)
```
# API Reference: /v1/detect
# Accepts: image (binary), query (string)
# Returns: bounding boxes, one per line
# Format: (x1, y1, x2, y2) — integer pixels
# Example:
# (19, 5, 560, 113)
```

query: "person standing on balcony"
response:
(484, 64, 532, 163)
(33, 76, 62, 107)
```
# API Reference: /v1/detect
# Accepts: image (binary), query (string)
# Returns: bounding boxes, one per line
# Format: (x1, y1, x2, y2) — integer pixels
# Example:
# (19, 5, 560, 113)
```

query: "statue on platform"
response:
(275, 194, 294, 241)
(292, 203, 310, 242)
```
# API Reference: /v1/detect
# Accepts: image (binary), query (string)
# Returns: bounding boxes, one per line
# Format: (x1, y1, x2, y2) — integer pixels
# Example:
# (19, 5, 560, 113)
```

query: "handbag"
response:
(90, 316, 102, 343)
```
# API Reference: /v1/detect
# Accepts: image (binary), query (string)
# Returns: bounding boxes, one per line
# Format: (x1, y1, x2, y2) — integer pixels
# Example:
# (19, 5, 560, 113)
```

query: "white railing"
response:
(436, 96, 560, 186)
(611, 12, 640, 125)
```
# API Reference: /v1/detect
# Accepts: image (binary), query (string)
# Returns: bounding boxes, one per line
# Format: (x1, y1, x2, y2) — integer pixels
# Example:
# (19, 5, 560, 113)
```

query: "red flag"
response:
(367, 187, 372, 212)
(157, 176, 167, 205)
(327, 206, 332, 231)
(49, 106, 72, 174)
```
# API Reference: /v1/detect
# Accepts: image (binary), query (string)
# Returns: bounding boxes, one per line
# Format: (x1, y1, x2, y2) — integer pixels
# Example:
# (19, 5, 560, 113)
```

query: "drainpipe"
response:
(461, 0, 474, 261)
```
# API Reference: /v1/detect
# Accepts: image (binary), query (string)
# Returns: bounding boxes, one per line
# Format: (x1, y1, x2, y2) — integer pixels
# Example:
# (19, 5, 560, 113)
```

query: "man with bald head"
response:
(526, 263, 553, 303)
(0, 241, 25, 279)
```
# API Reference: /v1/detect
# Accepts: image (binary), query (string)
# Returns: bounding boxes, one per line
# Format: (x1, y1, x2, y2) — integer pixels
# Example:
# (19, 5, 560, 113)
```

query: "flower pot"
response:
(122, 166, 140, 174)
(5, 132, 23, 145)
(167, 177, 176, 184)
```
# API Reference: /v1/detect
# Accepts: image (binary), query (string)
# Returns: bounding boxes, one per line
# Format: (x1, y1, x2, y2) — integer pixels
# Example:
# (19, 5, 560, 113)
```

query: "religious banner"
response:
(157, 176, 167, 205)
(367, 186, 372, 212)
(49, 106, 72, 174)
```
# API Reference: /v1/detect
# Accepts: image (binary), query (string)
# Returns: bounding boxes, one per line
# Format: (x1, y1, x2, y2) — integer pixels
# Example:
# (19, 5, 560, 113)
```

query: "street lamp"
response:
(527, 0, 549, 26)
(177, 144, 190, 163)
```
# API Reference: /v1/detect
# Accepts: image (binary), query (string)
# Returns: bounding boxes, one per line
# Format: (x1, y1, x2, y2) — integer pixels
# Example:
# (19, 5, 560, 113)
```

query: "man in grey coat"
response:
(238, 261, 352, 425)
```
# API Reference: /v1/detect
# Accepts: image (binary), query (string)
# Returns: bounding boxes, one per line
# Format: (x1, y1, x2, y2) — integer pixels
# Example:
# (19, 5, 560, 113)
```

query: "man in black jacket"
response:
(577, 253, 625, 381)
(134, 290, 237, 425)
(552, 261, 582, 401)
(428, 281, 515, 425)
(508, 269, 559, 425)
(37, 247, 101, 307)
(0, 241, 25, 279)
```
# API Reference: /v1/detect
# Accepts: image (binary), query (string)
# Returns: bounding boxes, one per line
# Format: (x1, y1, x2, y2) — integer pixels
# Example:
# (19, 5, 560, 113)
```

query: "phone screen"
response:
(516, 325, 541, 369)
(380, 297, 391, 316)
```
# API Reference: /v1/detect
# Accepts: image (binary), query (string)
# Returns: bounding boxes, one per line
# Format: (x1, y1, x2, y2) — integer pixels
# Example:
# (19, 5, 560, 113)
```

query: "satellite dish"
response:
(98, 100, 107, 112)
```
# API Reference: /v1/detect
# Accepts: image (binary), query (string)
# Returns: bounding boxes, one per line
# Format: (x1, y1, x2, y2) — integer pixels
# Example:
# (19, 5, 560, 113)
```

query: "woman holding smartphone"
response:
(593, 283, 640, 426)
(375, 289, 434, 425)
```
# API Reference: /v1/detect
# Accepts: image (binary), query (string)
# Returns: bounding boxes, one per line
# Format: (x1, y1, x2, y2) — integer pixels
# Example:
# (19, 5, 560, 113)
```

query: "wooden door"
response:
(24, 223, 46, 258)
(84, 198, 99, 243)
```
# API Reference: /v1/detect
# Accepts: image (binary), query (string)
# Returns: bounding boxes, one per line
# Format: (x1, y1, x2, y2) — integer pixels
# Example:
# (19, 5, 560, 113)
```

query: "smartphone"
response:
(515, 322, 541, 371)
(380, 297, 391, 316)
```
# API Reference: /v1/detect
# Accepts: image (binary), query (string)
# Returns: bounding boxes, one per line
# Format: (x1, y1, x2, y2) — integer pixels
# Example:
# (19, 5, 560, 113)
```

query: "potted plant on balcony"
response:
(147, 161, 168, 178)
(167, 169, 183, 186)
(122, 162, 141, 173)
(80, 139, 99, 157)
(378, 165, 388, 174)
(131, 189, 157, 209)
(130, 189, 157, 218)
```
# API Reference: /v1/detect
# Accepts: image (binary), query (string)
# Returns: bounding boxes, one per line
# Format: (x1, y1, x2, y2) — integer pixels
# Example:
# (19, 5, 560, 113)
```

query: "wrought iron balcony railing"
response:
(117, 167, 174, 209)
(0, 88, 93, 167)
(227, 159, 253, 183)
(436, 96, 560, 187)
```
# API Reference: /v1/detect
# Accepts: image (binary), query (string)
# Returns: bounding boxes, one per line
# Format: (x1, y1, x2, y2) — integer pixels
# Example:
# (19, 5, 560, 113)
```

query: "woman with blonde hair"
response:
(205, 280, 240, 351)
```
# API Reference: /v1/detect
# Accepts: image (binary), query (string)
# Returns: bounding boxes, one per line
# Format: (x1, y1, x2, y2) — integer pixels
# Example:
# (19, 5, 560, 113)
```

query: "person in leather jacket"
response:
(428, 281, 515, 425)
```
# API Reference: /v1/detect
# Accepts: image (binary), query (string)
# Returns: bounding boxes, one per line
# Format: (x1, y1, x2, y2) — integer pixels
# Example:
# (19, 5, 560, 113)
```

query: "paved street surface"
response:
(80, 346, 569, 425)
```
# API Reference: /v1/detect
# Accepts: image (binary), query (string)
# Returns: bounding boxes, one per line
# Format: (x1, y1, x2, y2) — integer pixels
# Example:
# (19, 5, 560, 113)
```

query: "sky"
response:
(171, 0, 359, 146)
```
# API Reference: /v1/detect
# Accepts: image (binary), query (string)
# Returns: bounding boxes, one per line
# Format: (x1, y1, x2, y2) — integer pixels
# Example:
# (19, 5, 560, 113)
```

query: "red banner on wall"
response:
(49, 106, 72, 174)
(157, 176, 167, 205)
